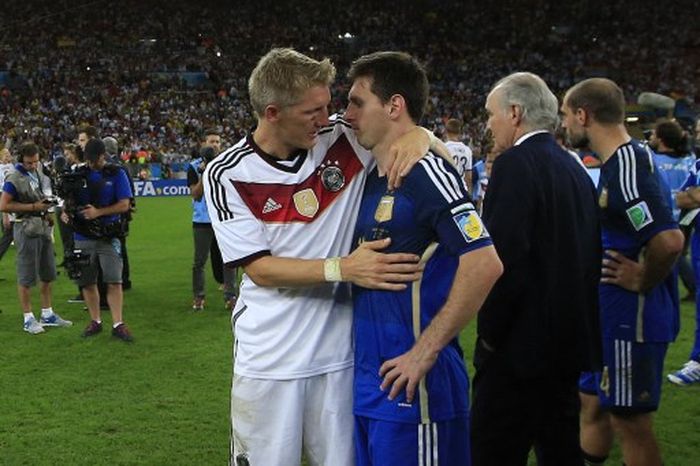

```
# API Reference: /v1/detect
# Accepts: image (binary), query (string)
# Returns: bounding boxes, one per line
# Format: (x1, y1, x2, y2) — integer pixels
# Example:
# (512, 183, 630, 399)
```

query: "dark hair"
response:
(565, 78, 625, 125)
(202, 127, 219, 140)
(18, 142, 39, 162)
(655, 120, 688, 154)
(348, 51, 429, 123)
(78, 125, 99, 139)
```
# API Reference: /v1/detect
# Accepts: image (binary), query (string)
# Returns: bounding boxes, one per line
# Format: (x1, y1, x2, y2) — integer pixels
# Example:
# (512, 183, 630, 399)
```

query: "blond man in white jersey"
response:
(205, 48, 448, 466)
(444, 118, 473, 193)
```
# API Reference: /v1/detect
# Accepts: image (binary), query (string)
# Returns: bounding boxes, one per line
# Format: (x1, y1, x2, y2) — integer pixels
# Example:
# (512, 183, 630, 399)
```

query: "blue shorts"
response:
(579, 339, 668, 414)
(354, 415, 470, 466)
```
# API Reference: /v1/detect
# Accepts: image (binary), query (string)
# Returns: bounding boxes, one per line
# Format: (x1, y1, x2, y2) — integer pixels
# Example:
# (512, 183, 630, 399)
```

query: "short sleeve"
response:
(404, 153, 491, 256)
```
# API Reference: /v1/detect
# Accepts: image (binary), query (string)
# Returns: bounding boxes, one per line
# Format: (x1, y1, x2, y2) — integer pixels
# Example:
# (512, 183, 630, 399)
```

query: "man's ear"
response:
(511, 104, 523, 127)
(575, 107, 589, 127)
(387, 94, 405, 120)
(263, 104, 281, 122)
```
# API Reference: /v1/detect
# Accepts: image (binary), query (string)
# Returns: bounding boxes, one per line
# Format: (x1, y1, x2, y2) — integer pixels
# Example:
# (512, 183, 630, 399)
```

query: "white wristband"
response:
(324, 257, 343, 282)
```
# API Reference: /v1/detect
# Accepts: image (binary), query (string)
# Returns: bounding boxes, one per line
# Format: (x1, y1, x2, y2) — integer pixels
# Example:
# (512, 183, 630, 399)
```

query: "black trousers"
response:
(470, 346, 584, 466)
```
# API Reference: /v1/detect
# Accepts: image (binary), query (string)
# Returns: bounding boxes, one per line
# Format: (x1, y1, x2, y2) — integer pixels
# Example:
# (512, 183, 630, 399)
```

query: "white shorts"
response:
(230, 367, 353, 466)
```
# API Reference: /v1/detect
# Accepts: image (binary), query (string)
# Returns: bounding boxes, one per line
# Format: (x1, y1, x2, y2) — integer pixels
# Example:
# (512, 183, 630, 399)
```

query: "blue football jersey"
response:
(353, 153, 492, 424)
(598, 140, 679, 342)
(653, 150, 695, 221)
(679, 158, 700, 229)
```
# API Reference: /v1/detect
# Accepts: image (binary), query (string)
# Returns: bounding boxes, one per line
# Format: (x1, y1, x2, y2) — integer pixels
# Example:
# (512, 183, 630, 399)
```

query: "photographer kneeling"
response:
(67, 139, 134, 342)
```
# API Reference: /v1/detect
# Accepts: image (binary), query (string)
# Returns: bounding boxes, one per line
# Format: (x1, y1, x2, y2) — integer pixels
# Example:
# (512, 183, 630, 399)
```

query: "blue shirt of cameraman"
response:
(73, 167, 132, 241)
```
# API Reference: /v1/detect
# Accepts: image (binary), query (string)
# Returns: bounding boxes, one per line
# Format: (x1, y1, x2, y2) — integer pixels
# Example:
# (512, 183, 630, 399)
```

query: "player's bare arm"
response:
(675, 187, 700, 209)
(387, 127, 453, 189)
(601, 229, 684, 293)
(379, 245, 502, 402)
(244, 237, 422, 290)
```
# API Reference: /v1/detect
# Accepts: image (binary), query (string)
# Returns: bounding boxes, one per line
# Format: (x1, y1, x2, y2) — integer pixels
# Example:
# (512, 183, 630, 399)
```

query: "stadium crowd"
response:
(1, 0, 698, 163)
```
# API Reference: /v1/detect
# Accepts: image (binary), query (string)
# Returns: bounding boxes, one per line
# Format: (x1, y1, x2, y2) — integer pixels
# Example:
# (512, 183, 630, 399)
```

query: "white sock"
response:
(23, 312, 35, 323)
(41, 307, 54, 318)
(113, 321, 123, 329)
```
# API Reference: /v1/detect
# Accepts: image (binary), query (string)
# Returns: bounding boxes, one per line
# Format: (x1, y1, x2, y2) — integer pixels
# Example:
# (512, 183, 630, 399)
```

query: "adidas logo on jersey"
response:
(262, 197, 282, 214)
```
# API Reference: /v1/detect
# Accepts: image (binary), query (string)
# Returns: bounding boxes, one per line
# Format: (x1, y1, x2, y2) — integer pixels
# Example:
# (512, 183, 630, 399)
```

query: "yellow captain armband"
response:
(323, 257, 343, 282)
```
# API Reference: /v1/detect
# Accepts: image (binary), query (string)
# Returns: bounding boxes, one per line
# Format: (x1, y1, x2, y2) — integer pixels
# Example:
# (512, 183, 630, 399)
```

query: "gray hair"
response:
(102, 136, 119, 156)
(490, 72, 559, 132)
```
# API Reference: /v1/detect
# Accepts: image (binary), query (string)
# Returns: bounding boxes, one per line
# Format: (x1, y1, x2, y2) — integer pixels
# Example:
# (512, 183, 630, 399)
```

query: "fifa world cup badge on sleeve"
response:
(626, 201, 653, 231)
(374, 195, 395, 222)
(293, 188, 320, 218)
(453, 210, 489, 243)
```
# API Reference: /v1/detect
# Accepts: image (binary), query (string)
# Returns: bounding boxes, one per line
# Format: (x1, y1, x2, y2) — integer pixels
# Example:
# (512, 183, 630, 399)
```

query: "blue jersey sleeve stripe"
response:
(618, 145, 640, 203)
(629, 146, 640, 198)
(418, 159, 457, 203)
(422, 156, 461, 202)
(436, 157, 466, 196)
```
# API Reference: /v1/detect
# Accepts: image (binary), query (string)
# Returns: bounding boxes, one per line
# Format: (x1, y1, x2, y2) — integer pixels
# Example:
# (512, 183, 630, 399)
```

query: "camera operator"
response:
(72, 139, 134, 342)
(0, 142, 72, 334)
(54, 143, 81, 268)
(103, 136, 133, 290)
(187, 128, 237, 311)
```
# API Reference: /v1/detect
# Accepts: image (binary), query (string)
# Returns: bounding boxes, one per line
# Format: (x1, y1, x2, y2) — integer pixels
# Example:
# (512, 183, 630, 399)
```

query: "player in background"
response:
(443, 118, 473, 194)
(668, 119, 700, 385)
(562, 77, 683, 466)
(345, 51, 502, 466)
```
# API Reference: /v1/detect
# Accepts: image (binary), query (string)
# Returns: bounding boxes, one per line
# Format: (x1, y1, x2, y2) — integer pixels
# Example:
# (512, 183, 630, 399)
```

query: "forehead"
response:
(485, 90, 501, 110)
(349, 76, 373, 96)
(295, 85, 331, 108)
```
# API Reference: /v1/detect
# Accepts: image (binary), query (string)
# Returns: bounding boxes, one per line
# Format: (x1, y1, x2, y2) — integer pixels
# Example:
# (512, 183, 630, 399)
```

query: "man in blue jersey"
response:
(669, 152, 700, 385)
(562, 78, 683, 466)
(344, 51, 503, 466)
(650, 120, 696, 302)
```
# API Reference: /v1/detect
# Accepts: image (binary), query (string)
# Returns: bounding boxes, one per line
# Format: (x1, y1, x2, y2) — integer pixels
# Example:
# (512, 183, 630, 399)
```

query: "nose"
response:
(318, 107, 330, 127)
(344, 106, 355, 123)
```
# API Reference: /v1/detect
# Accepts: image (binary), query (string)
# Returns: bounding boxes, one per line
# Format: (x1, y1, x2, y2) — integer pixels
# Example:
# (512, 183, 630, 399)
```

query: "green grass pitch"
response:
(0, 196, 697, 465)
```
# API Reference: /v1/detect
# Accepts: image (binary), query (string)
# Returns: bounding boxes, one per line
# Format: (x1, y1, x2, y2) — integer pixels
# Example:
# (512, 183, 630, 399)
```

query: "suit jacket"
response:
(476, 132, 602, 378)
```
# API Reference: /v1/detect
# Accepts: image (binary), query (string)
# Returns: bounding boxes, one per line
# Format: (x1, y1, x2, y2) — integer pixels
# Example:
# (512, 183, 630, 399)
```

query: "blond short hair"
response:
(248, 48, 336, 117)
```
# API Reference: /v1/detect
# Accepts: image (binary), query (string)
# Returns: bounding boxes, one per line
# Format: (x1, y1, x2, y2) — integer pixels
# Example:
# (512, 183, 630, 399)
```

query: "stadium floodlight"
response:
(625, 116, 640, 123)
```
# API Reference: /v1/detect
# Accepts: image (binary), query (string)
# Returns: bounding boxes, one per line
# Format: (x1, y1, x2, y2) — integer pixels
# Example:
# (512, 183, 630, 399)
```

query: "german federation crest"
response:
(321, 165, 345, 192)
(293, 188, 319, 218)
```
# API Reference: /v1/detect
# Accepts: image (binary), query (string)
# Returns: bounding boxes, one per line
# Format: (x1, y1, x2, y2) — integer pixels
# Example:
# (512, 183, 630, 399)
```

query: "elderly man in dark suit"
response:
(470, 72, 602, 466)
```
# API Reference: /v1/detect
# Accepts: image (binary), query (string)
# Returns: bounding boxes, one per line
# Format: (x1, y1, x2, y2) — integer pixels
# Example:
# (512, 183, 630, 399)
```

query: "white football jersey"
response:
(204, 117, 373, 379)
(445, 141, 473, 178)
